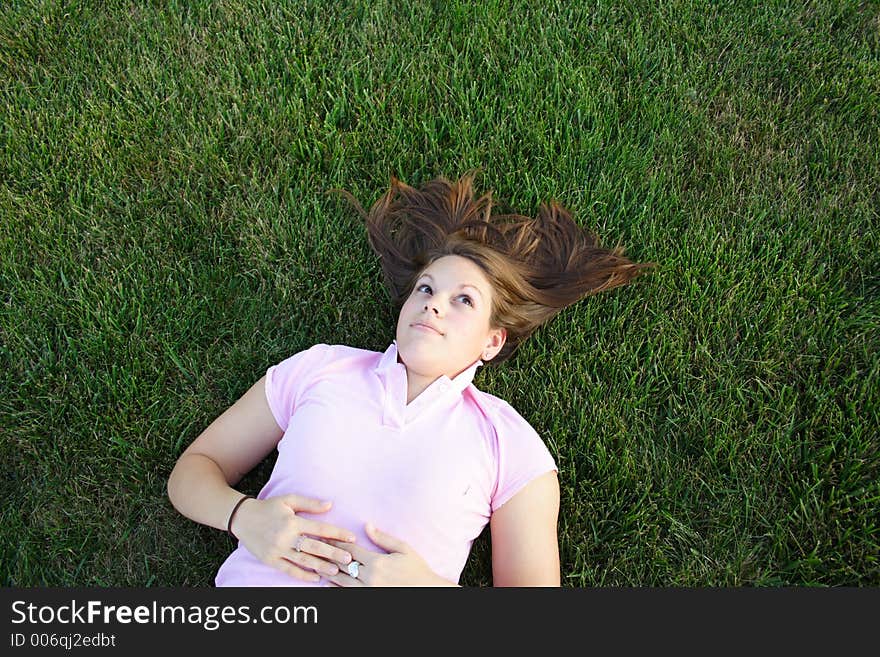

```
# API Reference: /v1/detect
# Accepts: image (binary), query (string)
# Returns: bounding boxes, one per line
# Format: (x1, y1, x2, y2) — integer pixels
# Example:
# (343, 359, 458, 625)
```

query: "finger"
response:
(365, 522, 409, 553)
(298, 536, 353, 565)
(326, 539, 378, 562)
(280, 494, 333, 514)
(286, 550, 340, 577)
(276, 558, 321, 584)
(299, 519, 357, 543)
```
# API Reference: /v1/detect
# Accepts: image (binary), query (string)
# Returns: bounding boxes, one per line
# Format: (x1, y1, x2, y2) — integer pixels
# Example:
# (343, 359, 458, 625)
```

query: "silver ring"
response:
(294, 536, 305, 552)
(346, 560, 361, 578)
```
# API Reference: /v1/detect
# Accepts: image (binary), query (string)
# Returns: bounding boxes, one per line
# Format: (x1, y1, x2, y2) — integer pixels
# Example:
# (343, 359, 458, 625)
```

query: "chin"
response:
(397, 341, 444, 371)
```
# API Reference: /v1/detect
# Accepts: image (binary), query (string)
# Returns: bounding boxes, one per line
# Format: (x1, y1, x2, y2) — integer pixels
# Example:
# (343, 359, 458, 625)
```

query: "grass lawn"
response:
(1, 0, 877, 586)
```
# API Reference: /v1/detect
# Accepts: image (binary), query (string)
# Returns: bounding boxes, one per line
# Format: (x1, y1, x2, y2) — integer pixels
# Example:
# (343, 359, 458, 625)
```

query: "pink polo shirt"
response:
(215, 341, 557, 586)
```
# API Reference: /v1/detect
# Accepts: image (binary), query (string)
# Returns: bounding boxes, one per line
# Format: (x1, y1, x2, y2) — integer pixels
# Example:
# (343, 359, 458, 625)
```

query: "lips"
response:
(411, 322, 443, 335)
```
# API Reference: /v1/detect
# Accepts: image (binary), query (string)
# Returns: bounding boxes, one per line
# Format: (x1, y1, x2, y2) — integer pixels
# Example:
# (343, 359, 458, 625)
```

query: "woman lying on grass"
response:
(167, 171, 655, 586)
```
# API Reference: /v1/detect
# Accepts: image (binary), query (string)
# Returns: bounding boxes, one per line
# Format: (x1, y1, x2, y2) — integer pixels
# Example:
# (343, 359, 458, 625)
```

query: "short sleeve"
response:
(489, 402, 558, 512)
(264, 343, 331, 432)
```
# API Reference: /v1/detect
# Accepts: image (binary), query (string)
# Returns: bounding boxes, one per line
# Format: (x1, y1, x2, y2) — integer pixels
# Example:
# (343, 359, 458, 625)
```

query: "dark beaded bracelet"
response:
(226, 494, 255, 541)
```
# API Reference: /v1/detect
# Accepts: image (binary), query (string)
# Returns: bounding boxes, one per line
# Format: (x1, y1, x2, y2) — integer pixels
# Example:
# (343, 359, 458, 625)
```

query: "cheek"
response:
(398, 295, 419, 324)
(456, 313, 486, 341)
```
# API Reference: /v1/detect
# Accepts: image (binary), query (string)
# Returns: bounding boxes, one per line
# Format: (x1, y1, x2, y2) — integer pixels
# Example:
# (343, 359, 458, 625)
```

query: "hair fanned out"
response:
(328, 170, 657, 363)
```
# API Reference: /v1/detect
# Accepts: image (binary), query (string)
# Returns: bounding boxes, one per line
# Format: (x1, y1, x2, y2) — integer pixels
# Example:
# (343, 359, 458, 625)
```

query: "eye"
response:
(415, 284, 472, 307)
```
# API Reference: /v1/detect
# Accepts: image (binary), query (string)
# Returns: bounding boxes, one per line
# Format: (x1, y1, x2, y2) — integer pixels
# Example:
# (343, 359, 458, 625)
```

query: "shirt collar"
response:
(376, 340, 483, 395)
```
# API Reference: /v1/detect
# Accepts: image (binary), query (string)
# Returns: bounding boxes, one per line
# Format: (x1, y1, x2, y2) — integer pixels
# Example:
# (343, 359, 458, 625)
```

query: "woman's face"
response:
(395, 255, 506, 379)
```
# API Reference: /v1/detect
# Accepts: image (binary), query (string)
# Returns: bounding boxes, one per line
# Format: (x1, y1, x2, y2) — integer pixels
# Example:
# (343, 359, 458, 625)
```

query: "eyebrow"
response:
(418, 273, 484, 299)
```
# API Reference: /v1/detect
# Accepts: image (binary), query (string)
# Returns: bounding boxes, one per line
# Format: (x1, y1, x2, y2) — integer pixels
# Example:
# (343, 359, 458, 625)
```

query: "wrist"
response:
(227, 494, 255, 541)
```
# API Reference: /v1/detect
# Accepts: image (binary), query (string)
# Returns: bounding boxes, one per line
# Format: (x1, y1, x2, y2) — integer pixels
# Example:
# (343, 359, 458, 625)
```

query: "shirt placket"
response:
(379, 368, 404, 430)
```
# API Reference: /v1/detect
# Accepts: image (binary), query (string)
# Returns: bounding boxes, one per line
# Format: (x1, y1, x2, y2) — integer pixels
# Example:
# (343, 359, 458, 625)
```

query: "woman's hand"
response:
(230, 494, 357, 583)
(325, 523, 454, 587)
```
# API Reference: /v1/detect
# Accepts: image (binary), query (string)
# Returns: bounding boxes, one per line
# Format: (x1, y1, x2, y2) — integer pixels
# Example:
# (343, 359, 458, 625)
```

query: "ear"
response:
(483, 327, 507, 361)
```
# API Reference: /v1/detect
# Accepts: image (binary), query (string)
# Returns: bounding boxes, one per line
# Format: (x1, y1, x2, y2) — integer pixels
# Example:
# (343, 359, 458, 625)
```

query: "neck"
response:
(396, 353, 436, 404)
(405, 371, 437, 405)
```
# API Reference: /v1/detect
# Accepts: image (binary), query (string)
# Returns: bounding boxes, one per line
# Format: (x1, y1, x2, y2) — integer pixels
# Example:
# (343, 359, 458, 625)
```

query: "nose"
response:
(424, 302, 441, 316)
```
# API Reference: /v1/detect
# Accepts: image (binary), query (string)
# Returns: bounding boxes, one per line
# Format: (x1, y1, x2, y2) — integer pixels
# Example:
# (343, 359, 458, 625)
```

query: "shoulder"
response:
(266, 343, 382, 398)
(464, 387, 539, 438)
(265, 343, 385, 428)
(462, 386, 546, 459)
(272, 343, 381, 373)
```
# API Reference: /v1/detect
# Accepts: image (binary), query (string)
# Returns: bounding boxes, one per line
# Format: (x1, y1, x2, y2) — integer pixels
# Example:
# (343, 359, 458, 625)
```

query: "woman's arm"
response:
(489, 470, 561, 586)
(167, 375, 283, 530)
(167, 375, 356, 581)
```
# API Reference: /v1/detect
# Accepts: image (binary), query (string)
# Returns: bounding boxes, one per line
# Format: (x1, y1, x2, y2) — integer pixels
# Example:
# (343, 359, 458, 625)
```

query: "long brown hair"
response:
(328, 170, 657, 364)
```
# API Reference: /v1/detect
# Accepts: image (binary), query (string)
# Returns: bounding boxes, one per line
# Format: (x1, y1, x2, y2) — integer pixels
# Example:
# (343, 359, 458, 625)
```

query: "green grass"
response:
(1, 0, 877, 586)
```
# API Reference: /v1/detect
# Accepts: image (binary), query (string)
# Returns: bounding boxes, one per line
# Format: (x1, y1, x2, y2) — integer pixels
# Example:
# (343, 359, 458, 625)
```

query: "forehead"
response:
(421, 255, 487, 281)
